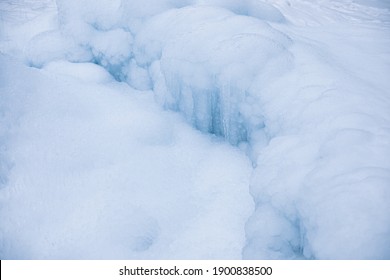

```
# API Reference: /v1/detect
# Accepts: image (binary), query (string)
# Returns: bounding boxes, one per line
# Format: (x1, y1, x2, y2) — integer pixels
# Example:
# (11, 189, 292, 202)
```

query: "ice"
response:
(134, 6, 292, 145)
(1, 0, 390, 260)
(123, 59, 152, 90)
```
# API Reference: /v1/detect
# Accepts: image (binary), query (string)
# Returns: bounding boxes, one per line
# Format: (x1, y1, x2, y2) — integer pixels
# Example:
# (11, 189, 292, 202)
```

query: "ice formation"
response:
(0, 0, 389, 259)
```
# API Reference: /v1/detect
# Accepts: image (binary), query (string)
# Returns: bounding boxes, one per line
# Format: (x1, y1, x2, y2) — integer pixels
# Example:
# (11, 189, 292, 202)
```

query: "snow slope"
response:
(1, 0, 389, 259)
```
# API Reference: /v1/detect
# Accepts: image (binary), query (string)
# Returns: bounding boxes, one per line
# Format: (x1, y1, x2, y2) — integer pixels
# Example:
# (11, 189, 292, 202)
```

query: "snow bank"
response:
(243, 8, 390, 259)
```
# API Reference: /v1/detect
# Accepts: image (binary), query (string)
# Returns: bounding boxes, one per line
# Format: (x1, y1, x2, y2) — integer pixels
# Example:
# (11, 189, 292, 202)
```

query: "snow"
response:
(0, 54, 252, 259)
(1, 0, 390, 259)
(42, 60, 114, 84)
(196, 0, 286, 22)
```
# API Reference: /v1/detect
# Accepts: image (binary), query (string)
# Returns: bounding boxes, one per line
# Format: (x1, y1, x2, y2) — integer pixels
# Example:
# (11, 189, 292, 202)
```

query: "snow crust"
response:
(1, 0, 390, 259)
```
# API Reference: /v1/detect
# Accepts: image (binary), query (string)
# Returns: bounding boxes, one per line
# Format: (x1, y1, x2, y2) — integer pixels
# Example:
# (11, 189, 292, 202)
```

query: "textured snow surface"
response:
(1, 0, 390, 259)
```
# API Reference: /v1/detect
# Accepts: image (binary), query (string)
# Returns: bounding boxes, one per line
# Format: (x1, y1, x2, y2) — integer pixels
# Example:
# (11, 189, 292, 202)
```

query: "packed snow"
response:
(0, 0, 389, 259)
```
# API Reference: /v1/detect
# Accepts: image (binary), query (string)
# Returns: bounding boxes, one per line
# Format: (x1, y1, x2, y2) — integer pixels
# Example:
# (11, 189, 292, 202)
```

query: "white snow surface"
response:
(1, 0, 390, 259)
